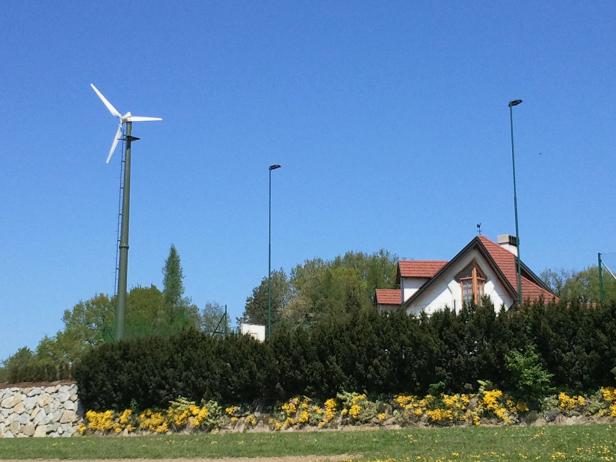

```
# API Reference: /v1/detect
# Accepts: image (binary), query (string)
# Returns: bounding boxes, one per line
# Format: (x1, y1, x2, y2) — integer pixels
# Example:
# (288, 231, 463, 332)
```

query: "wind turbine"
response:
(90, 83, 162, 341)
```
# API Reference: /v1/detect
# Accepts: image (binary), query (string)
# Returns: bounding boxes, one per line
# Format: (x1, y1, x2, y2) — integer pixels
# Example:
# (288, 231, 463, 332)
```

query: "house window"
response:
(456, 261, 486, 306)
(461, 279, 473, 305)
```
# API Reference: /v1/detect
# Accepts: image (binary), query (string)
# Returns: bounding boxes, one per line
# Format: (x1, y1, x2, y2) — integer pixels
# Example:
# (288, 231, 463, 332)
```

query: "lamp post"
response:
(268, 164, 281, 339)
(508, 99, 523, 305)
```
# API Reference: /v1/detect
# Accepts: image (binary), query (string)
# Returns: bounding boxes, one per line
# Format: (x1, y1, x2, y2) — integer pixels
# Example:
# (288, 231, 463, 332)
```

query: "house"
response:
(375, 234, 558, 314)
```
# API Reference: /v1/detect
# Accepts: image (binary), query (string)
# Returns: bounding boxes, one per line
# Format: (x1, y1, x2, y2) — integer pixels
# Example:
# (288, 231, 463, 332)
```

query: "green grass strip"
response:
(0, 425, 615, 461)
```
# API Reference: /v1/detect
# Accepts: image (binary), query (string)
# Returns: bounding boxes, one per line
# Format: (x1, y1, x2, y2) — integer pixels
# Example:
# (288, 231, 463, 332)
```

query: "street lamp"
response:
(268, 163, 282, 339)
(508, 99, 523, 305)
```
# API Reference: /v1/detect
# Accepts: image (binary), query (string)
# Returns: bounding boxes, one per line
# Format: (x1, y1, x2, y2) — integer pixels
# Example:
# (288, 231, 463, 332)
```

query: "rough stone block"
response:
(64, 400, 77, 411)
(9, 421, 20, 435)
(37, 394, 51, 407)
(24, 398, 41, 418)
(1, 396, 19, 409)
(60, 410, 78, 424)
(22, 424, 36, 437)
(33, 410, 46, 425)
(34, 425, 48, 437)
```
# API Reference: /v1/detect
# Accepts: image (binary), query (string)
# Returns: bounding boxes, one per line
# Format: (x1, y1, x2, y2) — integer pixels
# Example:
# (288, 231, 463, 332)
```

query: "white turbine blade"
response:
(126, 115, 162, 122)
(90, 84, 121, 118)
(106, 124, 123, 164)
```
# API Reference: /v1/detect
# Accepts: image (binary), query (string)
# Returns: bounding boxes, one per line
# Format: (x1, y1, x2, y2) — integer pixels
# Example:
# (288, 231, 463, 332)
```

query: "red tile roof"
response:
(399, 260, 448, 278)
(375, 289, 401, 305)
(398, 235, 560, 309)
(478, 236, 559, 303)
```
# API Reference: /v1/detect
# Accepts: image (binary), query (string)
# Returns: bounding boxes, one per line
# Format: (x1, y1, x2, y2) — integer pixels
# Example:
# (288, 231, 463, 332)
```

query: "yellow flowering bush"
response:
(480, 389, 515, 425)
(138, 409, 168, 433)
(271, 396, 333, 430)
(338, 392, 392, 425)
(425, 408, 454, 424)
(84, 410, 116, 433)
(600, 387, 616, 417)
(167, 397, 192, 429)
(166, 397, 222, 431)
(319, 398, 337, 428)
(116, 409, 135, 433)
(78, 388, 616, 436)
(393, 393, 478, 426)
(338, 392, 375, 424)
(77, 422, 87, 435)
(393, 394, 429, 423)
(245, 414, 258, 428)
(441, 393, 471, 424)
(601, 387, 616, 403)
(83, 409, 136, 434)
(558, 392, 587, 415)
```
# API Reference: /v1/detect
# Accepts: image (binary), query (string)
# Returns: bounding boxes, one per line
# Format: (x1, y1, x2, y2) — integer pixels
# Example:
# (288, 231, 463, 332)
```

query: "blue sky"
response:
(1, 1, 615, 359)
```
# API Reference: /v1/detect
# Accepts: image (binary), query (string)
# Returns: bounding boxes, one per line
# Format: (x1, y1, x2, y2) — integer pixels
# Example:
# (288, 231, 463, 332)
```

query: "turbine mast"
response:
(89, 84, 161, 341)
(116, 121, 135, 340)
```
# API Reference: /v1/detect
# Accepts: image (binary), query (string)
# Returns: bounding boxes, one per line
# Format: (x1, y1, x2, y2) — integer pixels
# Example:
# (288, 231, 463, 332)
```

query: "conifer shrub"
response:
(75, 329, 274, 410)
(75, 301, 616, 411)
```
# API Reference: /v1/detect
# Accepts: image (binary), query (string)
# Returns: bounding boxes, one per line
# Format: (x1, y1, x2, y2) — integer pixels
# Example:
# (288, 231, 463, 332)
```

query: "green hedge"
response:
(75, 301, 616, 410)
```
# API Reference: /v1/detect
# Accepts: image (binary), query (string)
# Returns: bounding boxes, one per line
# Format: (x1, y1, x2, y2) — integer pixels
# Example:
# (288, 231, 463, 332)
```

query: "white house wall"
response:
(401, 277, 429, 302)
(377, 304, 399, 314)
(405, 248, 514, 315)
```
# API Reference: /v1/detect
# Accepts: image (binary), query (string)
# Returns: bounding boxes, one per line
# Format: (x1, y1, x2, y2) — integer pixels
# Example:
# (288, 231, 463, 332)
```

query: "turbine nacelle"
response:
(90, 84, 162, 163)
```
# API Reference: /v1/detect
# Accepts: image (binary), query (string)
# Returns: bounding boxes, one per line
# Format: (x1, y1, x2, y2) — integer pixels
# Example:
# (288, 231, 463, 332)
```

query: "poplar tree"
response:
(163, 244, 185, 311)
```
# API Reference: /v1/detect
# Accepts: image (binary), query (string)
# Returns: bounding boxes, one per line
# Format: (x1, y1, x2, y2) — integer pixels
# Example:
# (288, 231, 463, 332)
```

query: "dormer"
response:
(397, 260, 447, 302)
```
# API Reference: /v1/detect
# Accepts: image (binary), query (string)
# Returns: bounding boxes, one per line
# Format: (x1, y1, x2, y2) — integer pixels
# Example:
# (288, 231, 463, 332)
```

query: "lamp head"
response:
(508, 99, 523, 107)
(269, 164, 282, 171)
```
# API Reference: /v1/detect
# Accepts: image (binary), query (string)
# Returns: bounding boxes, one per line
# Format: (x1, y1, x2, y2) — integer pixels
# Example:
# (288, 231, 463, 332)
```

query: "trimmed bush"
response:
(75, 331, 274, 410)
(75, 301, 616, 411)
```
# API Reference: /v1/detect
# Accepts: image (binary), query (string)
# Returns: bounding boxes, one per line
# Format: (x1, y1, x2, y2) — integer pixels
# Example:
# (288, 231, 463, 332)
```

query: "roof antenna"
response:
(476, 223, 482, 236)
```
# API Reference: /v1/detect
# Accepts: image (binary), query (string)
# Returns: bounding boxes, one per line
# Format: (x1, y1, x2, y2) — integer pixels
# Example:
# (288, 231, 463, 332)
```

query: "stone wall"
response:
(0, 382, 81, 437)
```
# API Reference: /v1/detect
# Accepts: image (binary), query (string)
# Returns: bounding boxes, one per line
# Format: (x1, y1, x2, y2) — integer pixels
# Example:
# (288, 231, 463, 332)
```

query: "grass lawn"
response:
(0, 424, 615, 461)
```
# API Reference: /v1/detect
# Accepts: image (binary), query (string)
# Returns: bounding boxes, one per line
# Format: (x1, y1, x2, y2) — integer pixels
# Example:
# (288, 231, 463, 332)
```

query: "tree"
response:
(240, 250, 398, 329)
(62, 293, 115, 346)
(286, 265, 367, 324)
(200, 302, 230, 335)
(561, 266, 616, 303)
(163, 244, 185, 311)
(4, 347, 40, 383)
(284, 250, 398, 327)
(542, 266, 616, 303)
(161, 245, 199, 332)
(241, 270, 291, 326)
(331, 250, 398, 302)
(540, 268, 574, 297)
(126, 285, 166, 337)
